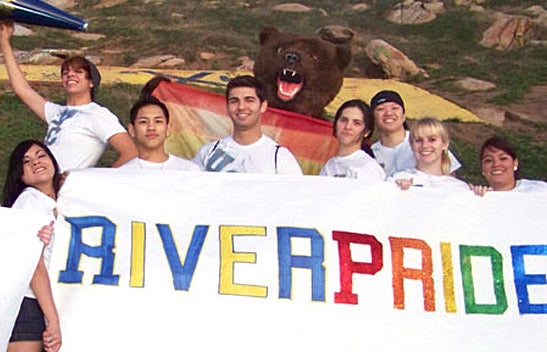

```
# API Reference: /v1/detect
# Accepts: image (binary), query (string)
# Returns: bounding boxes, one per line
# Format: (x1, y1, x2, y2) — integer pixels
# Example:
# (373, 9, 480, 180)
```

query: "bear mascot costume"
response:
(253, 26, 352, 119)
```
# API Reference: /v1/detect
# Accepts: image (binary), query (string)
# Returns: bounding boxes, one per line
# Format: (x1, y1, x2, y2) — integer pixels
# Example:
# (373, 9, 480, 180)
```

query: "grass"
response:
(449, 122, 547, 185)
(0, 0, 545, 183)
(33, 0, 544, 103)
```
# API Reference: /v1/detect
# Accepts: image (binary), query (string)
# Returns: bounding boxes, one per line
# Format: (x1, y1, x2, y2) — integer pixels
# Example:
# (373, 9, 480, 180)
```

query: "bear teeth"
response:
(280, 68, 302, 84)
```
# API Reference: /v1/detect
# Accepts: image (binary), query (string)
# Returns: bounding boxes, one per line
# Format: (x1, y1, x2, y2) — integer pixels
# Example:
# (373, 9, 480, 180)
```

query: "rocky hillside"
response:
(9, 0, 546, 124)
(2, 0, 546, 180)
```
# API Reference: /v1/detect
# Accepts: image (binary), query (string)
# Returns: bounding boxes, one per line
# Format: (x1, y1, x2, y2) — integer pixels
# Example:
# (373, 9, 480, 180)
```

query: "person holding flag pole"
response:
(0, 20, 137, 173)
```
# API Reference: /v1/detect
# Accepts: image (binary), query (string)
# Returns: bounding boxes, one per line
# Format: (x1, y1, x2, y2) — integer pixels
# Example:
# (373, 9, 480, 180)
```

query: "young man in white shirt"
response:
(370, 90, 461, 177)
(0, 22, 137, 172)
(121, 96, 199, 171)
(192, 75, 302, 175)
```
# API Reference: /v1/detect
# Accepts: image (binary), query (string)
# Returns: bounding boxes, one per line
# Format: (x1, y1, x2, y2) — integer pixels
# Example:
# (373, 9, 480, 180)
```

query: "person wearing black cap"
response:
(0, 21, 137, 172)
(369, 89, 461, 177)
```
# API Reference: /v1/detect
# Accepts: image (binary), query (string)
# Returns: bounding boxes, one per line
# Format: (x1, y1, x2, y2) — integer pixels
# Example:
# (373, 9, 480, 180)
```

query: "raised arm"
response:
(109, 132, 138, 167)
(0, 21, 47, 121)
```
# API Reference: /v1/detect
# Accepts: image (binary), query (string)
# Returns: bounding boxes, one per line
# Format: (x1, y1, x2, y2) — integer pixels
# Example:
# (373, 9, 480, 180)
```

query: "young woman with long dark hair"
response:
(2, 140, 62, 352)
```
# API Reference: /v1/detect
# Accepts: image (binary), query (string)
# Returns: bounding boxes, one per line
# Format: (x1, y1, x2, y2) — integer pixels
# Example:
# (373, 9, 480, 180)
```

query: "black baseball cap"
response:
(370, 90, 405, 112)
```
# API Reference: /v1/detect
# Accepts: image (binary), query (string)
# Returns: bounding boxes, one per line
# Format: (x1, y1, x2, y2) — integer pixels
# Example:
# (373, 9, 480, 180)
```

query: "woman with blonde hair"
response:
(389, 117, 468, 190)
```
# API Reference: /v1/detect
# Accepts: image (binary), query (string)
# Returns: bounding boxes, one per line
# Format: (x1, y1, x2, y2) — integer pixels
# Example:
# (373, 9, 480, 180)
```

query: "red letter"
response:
(333, 231, 383, 304)
(390, 237, 435, 311)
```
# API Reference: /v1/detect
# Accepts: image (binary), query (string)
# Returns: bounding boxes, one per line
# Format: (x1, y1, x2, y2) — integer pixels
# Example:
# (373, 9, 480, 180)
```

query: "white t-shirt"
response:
(12, 187, 56, 298)
(372, 131, 462, 177)
(192, 135, 303, 175)
(319, 149, 385, 184)
(120, 155, 201, 171)
(512, 179, 547, 193)
(44, 101, 127, 172)
(389, 168, 469, 191)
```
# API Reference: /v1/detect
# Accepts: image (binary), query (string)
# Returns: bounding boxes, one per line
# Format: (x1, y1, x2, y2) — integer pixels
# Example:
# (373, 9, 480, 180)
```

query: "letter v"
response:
(157, 224, 209, 291)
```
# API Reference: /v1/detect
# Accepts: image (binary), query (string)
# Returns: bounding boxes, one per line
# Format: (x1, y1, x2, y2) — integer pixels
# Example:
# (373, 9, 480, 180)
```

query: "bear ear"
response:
(259, 26, 281, 45)
(336, 44, 352, 71)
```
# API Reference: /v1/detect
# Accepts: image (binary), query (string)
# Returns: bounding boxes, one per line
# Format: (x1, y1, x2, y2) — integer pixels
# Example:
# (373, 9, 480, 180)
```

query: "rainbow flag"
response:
(154, 80, 338, 175)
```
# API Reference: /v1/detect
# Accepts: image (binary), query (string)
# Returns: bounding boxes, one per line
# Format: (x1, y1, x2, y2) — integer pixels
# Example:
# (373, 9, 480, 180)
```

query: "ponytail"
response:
(441, 149, 451, 175)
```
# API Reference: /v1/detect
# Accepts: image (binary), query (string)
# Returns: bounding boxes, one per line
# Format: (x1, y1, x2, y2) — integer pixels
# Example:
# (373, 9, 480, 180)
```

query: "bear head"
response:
(253, 26, 352, 119)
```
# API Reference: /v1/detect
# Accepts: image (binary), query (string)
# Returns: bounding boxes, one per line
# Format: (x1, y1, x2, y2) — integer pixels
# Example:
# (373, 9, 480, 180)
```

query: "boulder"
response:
(471, 107, 505, 126)
(315, 25, 355, 45)
(94, 0, 129, 8)
(236, 56, 254, 71)
(130, 55, 184, 68)
(72, 32, 106, 41)
(351, 3, 371, 12)
(364, 39, 428, 80)
(525, 5, 547, 29)
(386, 1, 439, 25)
(454, 0, 487, 5)
(455, 77, 496, 91)
(13, 24, 33, 36)
(46, 0, 77, 9)
(272, 3, 313, 13)
(479, 15, 538, 50)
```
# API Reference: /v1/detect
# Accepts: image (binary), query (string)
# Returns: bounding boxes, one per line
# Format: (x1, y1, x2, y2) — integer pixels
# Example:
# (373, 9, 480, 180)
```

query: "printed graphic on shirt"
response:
(45, 108, 78, 145)
(205, 148, 237, 172)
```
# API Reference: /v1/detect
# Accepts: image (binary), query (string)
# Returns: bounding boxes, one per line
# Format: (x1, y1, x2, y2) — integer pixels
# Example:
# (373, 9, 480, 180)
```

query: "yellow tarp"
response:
(0, 65, 480, 122)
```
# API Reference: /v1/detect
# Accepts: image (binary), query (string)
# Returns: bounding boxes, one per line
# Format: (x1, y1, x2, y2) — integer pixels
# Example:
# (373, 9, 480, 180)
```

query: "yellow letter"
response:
(130, 221, 146, 288)
(441, 242, 457, 313)
(219, 226, 268, 297)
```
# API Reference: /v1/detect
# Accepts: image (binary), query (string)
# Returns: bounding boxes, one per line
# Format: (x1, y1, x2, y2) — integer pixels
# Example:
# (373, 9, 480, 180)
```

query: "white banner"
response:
(48, 168, 546, 351)
(0, 208, 50, 351)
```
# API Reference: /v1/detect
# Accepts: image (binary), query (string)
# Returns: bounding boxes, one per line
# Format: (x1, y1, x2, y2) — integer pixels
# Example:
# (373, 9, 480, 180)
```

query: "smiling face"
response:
(61, 65, 93, 96)
(481, 146, 518, 191)
(21, 144, 56, 191)
(410, 124, 449, 174)
(129, 104, 169, 151)
(335, 106, 368, 150)
(373, 102, 406, 134)
(227, 86, 267, 132)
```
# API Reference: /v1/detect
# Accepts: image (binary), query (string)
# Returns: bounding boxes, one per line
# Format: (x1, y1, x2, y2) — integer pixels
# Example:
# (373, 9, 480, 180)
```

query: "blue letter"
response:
(58, 216, 119, 285)
(511, 245, 547, 314)
(277, 227, 325, 301)
(157, 224, 209, 291)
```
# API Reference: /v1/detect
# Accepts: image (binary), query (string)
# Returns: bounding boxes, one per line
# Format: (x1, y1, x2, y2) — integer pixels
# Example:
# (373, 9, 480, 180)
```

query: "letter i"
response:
(130, 222, 146, 287)
(441, 242, 457, 313)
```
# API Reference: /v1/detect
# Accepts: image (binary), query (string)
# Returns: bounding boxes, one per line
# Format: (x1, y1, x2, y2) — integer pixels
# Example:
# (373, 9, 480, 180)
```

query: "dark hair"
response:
(333, 99, 375, 157)
(480, 136, 519, 178)
(480, 136, 517, 160)
(225, 75, 266, 103)
(129, 95, 170, 124)
(60, 56, 101, 101)
(2, 140, 61, 208)
(140, 76, 170, 99)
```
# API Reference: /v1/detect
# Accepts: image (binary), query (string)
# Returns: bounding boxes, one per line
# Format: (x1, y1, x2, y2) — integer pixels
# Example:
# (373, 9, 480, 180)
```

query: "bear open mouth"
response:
(276, 68, 303, 101)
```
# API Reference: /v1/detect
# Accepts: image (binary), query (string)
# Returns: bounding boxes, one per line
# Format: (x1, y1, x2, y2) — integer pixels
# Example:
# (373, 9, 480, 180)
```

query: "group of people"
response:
(1, 19, 545, 352)
(321, 88, 545, 194)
